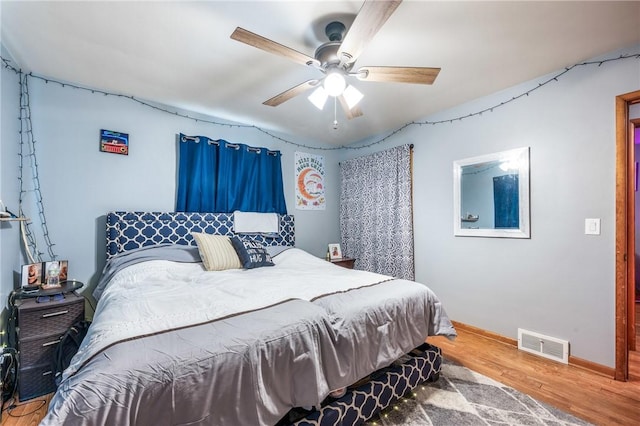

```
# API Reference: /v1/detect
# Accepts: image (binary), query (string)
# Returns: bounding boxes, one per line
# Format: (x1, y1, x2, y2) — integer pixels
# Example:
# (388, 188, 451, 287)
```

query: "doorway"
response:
(615, 89, 640, 381)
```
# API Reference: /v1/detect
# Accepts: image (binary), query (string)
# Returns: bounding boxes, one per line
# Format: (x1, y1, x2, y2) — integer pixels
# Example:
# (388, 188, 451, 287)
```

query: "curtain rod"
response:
(339, 143, 414, 165)
(180, 135, 278, 155)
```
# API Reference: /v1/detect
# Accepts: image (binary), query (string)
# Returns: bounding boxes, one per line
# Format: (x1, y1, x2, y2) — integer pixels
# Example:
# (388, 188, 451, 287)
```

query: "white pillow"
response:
(192, 233, 242, 271)
(264, 245, 290, 258)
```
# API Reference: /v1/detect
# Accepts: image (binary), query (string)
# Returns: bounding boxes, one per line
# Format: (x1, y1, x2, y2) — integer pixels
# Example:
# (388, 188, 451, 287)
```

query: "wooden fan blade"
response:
(337, 0, 402, 64)
(338, 95, 364, 119)
(263, 80, 319, 107)
(231, 27, 315, 67)
(357, 66, 441, 84)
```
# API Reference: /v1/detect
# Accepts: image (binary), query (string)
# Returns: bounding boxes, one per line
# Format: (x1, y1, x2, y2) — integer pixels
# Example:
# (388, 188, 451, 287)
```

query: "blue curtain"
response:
(176, 134, 287, 214)
(493, 174, 519, 228)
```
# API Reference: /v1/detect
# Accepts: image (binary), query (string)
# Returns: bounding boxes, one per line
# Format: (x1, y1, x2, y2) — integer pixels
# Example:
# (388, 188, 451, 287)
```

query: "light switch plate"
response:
(585, 218, 601, 235)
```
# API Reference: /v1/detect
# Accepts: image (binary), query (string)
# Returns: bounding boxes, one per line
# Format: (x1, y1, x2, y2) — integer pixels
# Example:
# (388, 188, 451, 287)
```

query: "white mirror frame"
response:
(453, 147, 530, 238)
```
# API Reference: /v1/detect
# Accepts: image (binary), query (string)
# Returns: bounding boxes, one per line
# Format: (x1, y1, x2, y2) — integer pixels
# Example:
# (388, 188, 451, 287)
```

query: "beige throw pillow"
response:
(192, 233, 242, 271)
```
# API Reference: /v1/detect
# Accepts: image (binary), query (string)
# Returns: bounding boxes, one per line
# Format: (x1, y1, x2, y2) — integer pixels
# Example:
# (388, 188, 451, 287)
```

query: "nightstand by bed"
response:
(12, 288, 85, 400)
(330, 257, 356, 269)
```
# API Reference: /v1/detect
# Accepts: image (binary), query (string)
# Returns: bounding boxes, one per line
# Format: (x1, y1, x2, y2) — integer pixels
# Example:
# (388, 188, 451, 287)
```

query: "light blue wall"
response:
(0, 45, 22, 334)
(2, 42, 639, 366)
(0, 61, 341, 312)
(342, 46, 640, 367)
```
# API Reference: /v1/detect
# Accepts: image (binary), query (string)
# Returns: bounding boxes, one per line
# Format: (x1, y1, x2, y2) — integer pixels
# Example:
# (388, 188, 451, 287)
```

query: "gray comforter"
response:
(42, 247, 455, 426)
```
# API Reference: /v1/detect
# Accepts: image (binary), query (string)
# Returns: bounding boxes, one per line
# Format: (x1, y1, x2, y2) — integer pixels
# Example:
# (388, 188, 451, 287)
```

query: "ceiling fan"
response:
(230, 0, 440, 121)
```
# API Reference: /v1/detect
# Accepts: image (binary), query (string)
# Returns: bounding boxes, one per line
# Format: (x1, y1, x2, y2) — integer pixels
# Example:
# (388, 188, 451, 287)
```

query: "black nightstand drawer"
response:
(18, 295, 84, 339)
(18, 363, 56, 400)
(19, 334, 64, 366)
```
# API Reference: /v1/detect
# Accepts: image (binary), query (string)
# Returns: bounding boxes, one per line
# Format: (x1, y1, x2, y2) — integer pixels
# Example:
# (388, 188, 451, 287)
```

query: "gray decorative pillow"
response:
(230, 237, 274, 269)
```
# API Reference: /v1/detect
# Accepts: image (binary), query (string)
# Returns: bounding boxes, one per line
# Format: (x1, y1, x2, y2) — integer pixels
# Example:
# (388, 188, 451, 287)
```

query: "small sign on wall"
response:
(100, 129, 129, 155)
(295, 151, 325, 210)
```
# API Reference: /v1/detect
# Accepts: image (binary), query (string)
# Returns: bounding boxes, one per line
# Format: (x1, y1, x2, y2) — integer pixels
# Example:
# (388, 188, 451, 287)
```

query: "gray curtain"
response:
(339, 144, 414, 280)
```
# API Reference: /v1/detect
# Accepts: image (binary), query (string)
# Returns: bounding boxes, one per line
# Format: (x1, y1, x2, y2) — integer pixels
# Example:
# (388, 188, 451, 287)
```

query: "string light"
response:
(17, 71, 56, 261)
(2, 52, 639, 153)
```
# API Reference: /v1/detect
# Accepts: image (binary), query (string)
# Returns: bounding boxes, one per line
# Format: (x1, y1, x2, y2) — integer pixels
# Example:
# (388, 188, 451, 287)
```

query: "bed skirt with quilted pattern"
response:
(284, 343, 442, 426)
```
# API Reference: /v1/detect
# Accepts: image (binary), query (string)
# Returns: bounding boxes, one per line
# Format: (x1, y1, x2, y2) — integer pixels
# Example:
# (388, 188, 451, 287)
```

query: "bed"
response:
(42, 211, 456, 426)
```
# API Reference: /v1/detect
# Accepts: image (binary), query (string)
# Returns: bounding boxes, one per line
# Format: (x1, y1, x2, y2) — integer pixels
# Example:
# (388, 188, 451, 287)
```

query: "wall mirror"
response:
(453, 147, 530, 238)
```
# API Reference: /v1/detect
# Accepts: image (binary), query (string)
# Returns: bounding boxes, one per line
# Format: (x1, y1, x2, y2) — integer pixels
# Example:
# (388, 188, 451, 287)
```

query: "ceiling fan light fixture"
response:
(308, 86, 328, 110)
(323, 71, 346, 97)
(343, 84, 364, 109)
(231, 1, 440, 123)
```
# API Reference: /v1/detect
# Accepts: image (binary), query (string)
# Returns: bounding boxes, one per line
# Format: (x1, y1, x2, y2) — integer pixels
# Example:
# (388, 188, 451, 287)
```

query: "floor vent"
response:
(517, 328, 569, 364)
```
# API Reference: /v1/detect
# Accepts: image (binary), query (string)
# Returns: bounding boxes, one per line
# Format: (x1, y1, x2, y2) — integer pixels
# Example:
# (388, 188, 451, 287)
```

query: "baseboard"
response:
(451, 321, 518, 346)
(568, 355, 616, 377)
(451, 321, 615, 378)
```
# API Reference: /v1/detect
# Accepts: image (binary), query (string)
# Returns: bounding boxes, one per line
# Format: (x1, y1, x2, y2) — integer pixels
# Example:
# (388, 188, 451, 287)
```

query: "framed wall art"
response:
(100, 129, 129, 155)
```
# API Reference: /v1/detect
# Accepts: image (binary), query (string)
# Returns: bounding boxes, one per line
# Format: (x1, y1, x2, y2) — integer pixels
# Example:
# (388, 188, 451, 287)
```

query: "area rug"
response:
(364, 358, 592, 426)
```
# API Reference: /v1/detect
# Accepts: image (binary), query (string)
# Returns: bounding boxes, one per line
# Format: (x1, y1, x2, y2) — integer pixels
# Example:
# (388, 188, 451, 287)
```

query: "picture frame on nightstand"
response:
(21, 260, 68, 289)
(21, 263, 42, 288)
(328, 243, 342, 260)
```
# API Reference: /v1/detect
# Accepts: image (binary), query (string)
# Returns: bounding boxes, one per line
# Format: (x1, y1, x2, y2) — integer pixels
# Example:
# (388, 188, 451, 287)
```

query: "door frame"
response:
(629, 118, 640, 353)
(615, 89, 640, 381)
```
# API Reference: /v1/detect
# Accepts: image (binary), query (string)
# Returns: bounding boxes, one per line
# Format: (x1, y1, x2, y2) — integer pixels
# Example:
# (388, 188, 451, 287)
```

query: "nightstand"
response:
(330, 257, 356, 269)
(14, 291, 85, 400)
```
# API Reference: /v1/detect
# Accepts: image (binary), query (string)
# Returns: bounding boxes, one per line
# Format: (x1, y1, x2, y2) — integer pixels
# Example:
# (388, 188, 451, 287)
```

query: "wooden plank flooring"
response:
(2, 322, 640, 425)
(1, 393, 51, 426)
(427, 331, 640, 426)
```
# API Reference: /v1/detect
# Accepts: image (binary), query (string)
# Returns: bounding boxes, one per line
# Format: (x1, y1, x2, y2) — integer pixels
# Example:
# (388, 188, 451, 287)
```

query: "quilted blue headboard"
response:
(106, 211, 295, 259)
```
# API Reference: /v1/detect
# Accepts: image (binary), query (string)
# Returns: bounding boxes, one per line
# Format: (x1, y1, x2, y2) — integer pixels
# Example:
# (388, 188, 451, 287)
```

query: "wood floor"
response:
(427, 330, 640, 426)
(2, 322, 640, 425)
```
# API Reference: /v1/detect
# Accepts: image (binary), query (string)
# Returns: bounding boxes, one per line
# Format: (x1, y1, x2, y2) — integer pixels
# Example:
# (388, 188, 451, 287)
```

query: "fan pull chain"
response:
(333, 97, 338, 130)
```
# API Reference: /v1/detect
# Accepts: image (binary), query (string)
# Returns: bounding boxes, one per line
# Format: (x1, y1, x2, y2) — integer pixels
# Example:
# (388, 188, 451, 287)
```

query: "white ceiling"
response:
(1, 1, 639, 146)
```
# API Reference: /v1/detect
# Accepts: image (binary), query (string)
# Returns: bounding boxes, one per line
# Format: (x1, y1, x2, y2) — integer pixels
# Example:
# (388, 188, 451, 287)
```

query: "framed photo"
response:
(100, 129, 129, 155)
(328, 243, 342, 260)
(21, 260, 68, 289)
(21, 262, 43, 288)
(42, 260, 68, 289)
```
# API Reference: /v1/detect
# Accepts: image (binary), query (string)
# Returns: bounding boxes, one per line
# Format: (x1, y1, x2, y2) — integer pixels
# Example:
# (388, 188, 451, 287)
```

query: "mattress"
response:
(42, 246, 455, 425)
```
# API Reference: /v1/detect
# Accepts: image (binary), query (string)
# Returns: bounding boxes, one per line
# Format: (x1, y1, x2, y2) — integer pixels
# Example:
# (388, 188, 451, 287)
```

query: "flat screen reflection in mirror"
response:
(453, 147, 530, 238)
